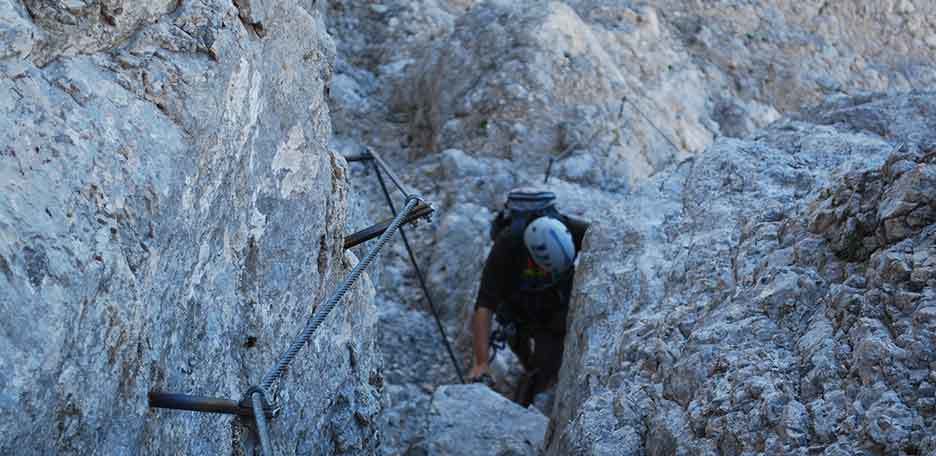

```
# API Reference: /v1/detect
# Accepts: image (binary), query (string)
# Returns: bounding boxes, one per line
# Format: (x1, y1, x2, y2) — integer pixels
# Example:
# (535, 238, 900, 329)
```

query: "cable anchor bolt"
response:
(239, 386, 281, 419)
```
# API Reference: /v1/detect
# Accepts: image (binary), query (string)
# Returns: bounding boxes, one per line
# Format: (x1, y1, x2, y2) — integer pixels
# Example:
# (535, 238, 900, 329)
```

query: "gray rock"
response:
(402, 0, 936, 190)
(781, 400, 810, 446)
(438, 148, 517, 210)
(646, 400, 692, 456)
(863, 390, 917, 453)
(0, 0, 40, 60)
(322, 1, 936, 454)
(1, 0, 381, 454)
(409, 0, 711, 189)
(426, 202, 491, 320)
(426, 384, 547, 456)
(22, 0, 178, 66)
(809, 390, 847, 443)
(547, 93, 936, 455)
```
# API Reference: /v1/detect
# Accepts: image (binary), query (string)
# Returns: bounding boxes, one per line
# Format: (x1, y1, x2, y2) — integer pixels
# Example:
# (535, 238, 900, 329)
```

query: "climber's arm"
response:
(468, 234, 513, 380)
(468, 306, 493, 379)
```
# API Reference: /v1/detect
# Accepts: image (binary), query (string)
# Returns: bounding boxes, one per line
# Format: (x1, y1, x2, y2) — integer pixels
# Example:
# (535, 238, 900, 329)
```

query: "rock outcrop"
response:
(427, 384, 548, 456)
(1, 0, 381, 454)
(658, 0, 936, 112)
(7, 0, 930, 453)
(408, 0, 713, 190)
(549, 93, 936, 455)
(324, 0, 936, 454)
(405, 0, 936, 189)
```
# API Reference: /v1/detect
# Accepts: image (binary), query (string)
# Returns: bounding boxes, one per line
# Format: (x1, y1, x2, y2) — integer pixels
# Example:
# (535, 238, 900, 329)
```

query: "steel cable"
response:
(372, 162, 465, 383)
(621, 95, 683, 157)
(367, 147, 411, 198)
(258, 196, 422, 392)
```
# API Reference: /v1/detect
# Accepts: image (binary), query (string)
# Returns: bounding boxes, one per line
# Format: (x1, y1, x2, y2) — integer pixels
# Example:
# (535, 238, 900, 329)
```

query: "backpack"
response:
(489, 188, 562, 243)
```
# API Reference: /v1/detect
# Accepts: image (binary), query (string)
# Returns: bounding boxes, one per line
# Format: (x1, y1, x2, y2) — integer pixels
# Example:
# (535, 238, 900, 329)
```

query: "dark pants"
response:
(507, 325, 564, 406)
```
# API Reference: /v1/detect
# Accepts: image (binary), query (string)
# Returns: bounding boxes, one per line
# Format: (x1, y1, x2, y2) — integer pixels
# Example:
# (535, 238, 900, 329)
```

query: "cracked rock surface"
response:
(549, 93, 936, 455)
(325, 0, 936, 454)
(426, 384, 548, 456)
(5, 0, 936, 454)
(1, 0, 380, 454)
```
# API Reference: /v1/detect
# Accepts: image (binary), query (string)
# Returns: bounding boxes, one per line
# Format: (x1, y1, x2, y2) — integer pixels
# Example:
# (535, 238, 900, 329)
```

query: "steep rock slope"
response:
(549, 93, 936, 455)
(655, 0, 936, 112)
(406, 0, 936, 189)
(0, 1, 380, 454)
(408, 0, 716, 190)
(323, 0, 936, 453)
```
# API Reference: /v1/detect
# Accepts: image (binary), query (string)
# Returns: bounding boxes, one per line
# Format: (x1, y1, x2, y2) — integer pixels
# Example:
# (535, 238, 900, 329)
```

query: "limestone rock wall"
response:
(323, 1, 936, 453)
(405, 0, 936, 190)
(548, 93, 936, 455)
(657, 0, 936, 112)
(0, 0, 381, 454)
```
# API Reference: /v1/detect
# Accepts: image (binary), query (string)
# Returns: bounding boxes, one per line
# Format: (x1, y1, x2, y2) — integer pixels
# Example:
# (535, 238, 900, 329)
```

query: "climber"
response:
(466, 187, 588, 406)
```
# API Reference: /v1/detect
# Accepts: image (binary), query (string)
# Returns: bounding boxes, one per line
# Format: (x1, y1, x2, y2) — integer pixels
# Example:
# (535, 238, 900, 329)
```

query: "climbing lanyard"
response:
(488, 323, 514, 364)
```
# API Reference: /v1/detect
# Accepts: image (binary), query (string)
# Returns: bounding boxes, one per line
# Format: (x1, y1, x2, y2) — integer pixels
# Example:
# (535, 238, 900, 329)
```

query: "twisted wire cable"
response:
(372, 162, 465, 383)
(258, 196, 422, 391)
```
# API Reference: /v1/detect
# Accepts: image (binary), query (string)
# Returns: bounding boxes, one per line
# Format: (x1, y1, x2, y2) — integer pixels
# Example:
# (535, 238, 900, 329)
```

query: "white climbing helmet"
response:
(523, 216, 576, 277)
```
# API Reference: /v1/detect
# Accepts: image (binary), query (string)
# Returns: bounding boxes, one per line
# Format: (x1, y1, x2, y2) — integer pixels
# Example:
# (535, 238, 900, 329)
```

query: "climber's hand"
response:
(467, 363, 489, 382)
(469, 373, 494, 387)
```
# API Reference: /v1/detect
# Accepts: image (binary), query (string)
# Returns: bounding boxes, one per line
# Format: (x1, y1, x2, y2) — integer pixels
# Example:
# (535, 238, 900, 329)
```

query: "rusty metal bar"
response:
(251, 391, 274, 456)
(343, 153, 373, 163)
(343, 203, 433, 249)
(148, 392, 254, 417)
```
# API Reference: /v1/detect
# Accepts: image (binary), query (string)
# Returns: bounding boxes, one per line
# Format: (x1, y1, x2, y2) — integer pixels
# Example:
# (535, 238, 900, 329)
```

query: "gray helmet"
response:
(523, 216, 576, 277)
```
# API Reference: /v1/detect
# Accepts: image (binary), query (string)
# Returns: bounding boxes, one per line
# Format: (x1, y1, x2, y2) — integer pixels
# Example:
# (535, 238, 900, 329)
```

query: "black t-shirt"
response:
(475, 215, 588, 333)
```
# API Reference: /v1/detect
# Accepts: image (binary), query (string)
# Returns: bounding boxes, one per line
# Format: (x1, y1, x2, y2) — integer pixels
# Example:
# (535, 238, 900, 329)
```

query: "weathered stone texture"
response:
(323, 0, 936, 453)
(548, 93, 936, 455)
(404, 0, 936, 190)
(1, 0, 381, 454)
(426, 384, 548, 456)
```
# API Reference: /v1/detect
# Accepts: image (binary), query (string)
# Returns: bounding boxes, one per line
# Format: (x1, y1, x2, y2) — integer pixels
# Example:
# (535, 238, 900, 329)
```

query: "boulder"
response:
(548, 93, 936, 455)
(427, 384, 548, 456)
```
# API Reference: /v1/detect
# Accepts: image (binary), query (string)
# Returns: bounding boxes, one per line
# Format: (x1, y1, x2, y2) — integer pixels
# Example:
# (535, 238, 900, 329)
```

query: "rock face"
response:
(408, 0, 713, 190)
(1, 1, 381, 454)
(548, 93, 936, 455)
(14, 1, 936, 454)
(406, 0, 936, 189)
(427, 384, 548, 456)
(324, 0, 936, 454)
(659, 0, 936, 112)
